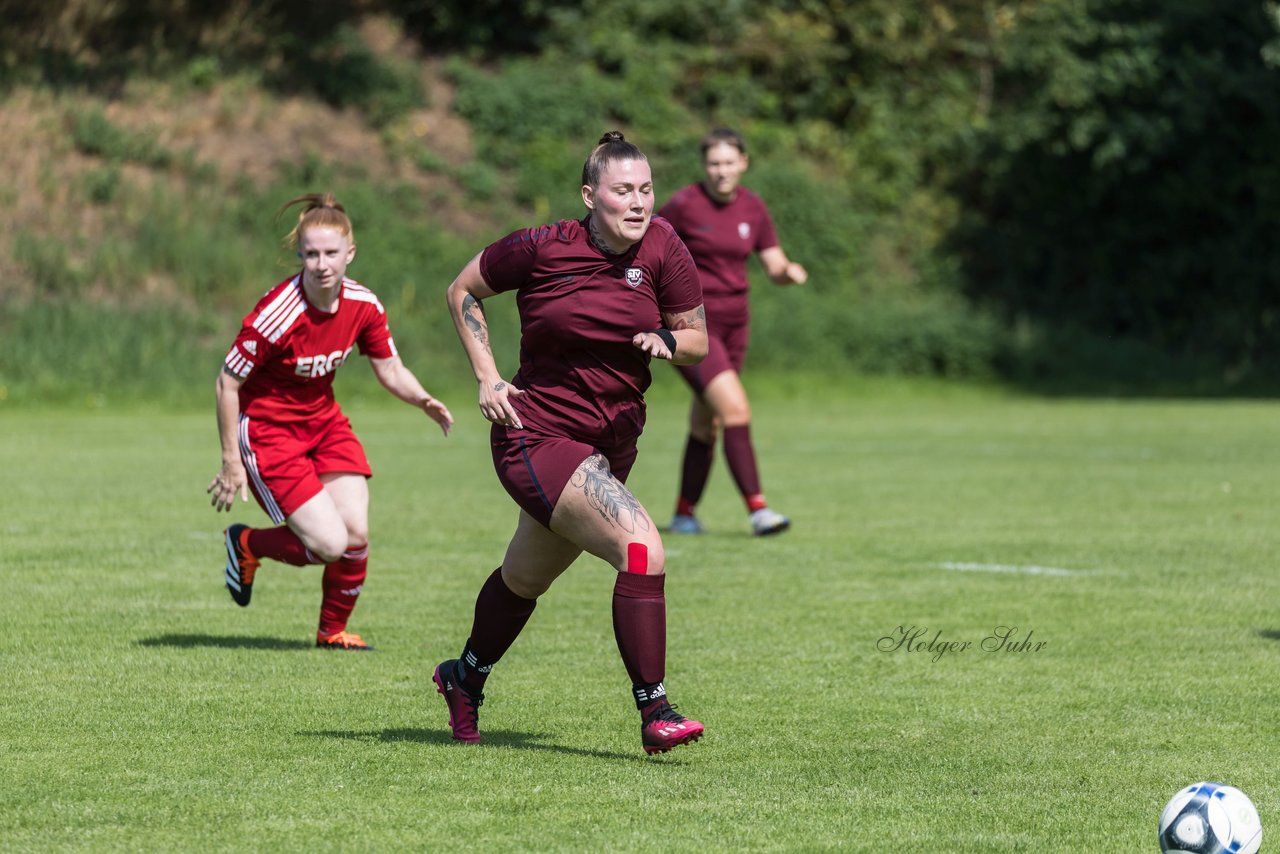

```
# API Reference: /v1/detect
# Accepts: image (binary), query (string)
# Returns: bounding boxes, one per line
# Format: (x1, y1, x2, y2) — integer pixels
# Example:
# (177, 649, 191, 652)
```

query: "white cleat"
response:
(749, 507, 791, 537)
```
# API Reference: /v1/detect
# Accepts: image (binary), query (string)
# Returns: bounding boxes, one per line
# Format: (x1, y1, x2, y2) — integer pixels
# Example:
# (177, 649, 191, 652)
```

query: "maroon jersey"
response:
(224, 275, 397, 423)
(480, 216, 702, 446)
(658, 183, 779, 325)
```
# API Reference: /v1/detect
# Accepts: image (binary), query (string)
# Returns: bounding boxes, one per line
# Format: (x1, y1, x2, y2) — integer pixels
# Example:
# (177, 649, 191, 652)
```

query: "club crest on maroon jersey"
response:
(738, 222, 751, 240)
(625, 267, 644, 288)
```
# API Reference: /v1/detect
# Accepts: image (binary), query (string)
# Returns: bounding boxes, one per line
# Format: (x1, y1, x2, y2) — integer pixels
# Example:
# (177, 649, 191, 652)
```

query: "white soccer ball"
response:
(1158, 781, 1262, 854)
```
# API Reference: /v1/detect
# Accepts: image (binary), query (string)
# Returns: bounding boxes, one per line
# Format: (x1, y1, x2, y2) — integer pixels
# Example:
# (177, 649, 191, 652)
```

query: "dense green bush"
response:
(448, 59, 621, 163)
(0, 1, 424, 126)
(70, 109, 172, 167)
(948, 0, 1280, 384)
(280, 23, 426, 128)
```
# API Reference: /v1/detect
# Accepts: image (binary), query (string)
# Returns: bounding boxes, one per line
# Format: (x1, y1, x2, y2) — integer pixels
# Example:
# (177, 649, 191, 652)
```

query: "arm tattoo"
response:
(570, 455, 652, 535)
(666, 305, 705, 332)
(461, 294, 490, 348)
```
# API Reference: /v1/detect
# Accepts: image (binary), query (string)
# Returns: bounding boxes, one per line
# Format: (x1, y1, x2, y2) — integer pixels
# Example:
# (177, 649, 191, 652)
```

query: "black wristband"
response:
(652, 327, 677, 353)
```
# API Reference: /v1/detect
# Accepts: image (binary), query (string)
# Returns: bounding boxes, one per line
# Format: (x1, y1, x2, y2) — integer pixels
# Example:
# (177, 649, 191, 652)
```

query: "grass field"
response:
(2, 381, 1277, 852)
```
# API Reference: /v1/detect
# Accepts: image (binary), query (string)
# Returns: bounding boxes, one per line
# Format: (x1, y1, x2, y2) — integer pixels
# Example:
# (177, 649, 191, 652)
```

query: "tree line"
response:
(4, 0, 1278, 391)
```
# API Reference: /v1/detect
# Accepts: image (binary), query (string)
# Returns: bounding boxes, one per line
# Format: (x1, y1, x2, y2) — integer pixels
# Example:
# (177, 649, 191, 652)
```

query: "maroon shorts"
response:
(238, 412, 371, 523)
(674, 319, 749, 395)
(491, 425, 638, 528)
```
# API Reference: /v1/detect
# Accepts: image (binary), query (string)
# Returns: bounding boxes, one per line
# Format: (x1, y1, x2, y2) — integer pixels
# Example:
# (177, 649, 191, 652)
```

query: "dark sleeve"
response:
(479, 226, 545, 294)
(753, 195, 780, 253)
(657, 191, 687, 238)
(655, 223, 703, 315)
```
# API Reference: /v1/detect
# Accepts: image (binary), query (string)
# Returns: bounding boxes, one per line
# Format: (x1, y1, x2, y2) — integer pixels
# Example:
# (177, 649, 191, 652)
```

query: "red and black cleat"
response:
(641, 703, 704, 754)
(433, 660, 483, 743)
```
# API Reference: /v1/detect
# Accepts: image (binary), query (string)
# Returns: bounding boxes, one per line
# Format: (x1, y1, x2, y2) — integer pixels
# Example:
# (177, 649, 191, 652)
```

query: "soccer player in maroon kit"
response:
(434, 132, 709, 754)
(208, 193, 454, 650)
(659, 128, 808, 537)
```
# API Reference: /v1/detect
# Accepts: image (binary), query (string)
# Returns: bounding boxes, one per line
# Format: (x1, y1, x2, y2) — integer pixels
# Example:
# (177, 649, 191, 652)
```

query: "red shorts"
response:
(491, 425, 638, 529)
(674, 318, 749, 395)
(238, 412, 371, 523)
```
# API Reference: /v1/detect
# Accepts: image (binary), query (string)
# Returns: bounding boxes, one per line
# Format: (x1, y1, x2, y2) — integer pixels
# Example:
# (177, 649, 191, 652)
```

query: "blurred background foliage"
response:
(1, 0, 1278, 404)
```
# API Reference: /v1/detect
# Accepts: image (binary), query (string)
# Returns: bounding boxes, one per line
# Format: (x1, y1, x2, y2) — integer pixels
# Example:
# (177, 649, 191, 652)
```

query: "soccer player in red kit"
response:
(434, 132, 709, 754)
(659, 128, 808, 537)
(207, 193, 454, 650)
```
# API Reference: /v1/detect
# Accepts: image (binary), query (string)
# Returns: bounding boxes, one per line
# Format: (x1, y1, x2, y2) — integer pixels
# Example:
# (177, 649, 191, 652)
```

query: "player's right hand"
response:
(479, 380, 524, 430)
(207, 463, 249, 512)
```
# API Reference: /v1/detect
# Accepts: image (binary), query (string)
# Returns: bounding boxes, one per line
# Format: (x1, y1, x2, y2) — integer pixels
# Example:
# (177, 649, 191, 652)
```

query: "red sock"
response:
(246, 526, 320, 566)
(676, 435, 715, 515)
(723, 425, 764, 510)
(612, 572, 666, 710)
(318, 546, 368, 636)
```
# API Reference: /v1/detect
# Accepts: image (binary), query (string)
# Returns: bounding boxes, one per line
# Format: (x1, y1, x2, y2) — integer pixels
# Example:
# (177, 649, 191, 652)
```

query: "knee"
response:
(310, 529, 349, 564)
(690, 413, 720, 444)
(501, 567, 548, 600)
(690, 424, 717, 444)
(689, 403, 715, 433)
(504, 578, 545, 599)
(622, 538, 666, 575)
(345, 523, 368, 553)
(720, 399, 751, 426)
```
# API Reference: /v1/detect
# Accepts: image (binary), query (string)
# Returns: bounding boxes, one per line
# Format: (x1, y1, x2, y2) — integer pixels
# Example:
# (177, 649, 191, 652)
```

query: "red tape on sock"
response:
(627, 542, 648, 575)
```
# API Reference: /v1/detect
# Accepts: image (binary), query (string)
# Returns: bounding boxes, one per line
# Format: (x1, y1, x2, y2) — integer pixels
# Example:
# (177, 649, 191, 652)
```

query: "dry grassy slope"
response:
(0, 17, 480, 300)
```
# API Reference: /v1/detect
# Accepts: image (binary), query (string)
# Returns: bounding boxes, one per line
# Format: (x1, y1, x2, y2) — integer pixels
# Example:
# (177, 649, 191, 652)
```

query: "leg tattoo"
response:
(572, 455, 652, 535)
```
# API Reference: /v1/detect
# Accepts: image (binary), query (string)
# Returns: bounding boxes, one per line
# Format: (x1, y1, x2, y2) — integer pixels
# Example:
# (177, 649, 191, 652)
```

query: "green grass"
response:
(2, 383, 1277, 851)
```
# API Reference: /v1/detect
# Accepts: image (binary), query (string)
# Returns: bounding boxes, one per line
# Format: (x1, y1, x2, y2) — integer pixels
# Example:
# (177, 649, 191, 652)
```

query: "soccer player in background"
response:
(207, 192, 454, 650)
(659, 128, 808, 537)
(434, 132, 708, 754)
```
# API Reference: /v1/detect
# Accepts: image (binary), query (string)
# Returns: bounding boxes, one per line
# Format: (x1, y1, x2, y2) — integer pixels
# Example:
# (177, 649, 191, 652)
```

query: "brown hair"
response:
(700, 127, 747, 156)
(581, 131, 647, 189)
(276, 192, 354, 250)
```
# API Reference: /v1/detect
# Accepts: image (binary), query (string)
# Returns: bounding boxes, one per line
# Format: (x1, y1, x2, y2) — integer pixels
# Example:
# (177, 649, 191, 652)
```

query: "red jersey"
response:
(658, 183, 779, 325)
(480, 216, 702, 446)
(223, 275, 397, 423)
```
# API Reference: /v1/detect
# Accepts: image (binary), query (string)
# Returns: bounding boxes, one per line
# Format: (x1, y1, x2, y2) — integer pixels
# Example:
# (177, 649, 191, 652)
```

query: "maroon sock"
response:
(457, 567, 538, 692)
(677, 435, 715, 514)
(723, 425, 764, 509)
(318, 546, 368, 636)
(247, 525, 320, 566)
(612, 572, 667, 712)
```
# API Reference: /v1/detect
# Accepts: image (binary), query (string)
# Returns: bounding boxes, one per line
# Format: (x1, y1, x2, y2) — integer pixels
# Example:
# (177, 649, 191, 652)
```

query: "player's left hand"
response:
(421, 395, 454, 437)
(632, 331, 674, 361)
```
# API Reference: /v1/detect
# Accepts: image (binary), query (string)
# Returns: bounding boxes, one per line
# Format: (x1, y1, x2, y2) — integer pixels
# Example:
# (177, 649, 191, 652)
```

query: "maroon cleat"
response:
(641, 703, 704, 754)
(432, 660, 483, 743)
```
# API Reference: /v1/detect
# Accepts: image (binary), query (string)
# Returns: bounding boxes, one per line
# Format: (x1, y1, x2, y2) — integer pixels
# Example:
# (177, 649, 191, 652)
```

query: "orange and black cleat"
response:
(223, 524, 259, 607)
(317, 630, 375, 651)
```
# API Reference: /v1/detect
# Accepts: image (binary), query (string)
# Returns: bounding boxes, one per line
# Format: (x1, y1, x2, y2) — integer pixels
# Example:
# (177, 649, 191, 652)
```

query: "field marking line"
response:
(936, 561, 1094, 577)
